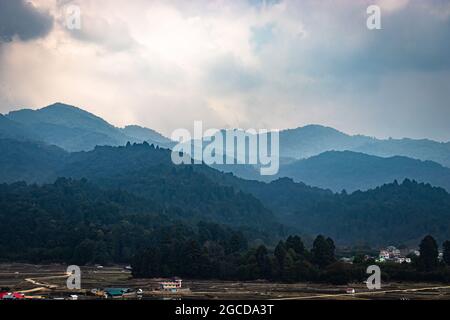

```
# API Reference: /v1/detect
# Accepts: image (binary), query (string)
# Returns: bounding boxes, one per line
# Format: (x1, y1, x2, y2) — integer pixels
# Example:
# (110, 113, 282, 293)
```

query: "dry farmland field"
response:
(1, 263, 450, 300)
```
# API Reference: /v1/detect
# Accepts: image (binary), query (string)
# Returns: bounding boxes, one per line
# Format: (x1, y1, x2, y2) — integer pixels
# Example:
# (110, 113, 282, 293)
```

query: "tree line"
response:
(132, 234, 450, 284)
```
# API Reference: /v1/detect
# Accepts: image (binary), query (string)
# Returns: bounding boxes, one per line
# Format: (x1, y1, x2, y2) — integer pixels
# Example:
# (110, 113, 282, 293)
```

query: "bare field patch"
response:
(1, 264, 450, 300)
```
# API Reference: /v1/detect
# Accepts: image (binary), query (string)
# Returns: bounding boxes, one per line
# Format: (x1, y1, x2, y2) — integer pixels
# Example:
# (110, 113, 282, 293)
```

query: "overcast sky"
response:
(0, 0, 449, 141)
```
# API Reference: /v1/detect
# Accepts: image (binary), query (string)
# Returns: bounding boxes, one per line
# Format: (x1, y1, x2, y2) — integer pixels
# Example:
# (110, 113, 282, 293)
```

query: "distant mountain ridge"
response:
(120, 125, 174, 147)
(0, 114, 35, 141)
(279, 150, 450, 192)
(279, 125, 375, 159)
(2, 103, 449, 167)
(3, 103, 173, 151)
(0, 139, 67, 184)
(279, 124, 450, 168)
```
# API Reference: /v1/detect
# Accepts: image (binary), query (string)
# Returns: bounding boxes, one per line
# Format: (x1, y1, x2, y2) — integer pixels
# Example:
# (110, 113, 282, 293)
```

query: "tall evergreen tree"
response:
(274, 241, 287, 268)
(419, 235, 439, 271)
(255, 245, 272, 279)
(281, 249, 297, 282)
(312, 235, 336, 268)
(443, 240, 450, 266)
(286, 235, 305, 256)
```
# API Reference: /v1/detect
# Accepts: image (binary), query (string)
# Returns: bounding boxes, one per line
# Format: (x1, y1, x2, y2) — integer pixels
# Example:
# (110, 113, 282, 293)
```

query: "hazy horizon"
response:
(3, 101, 450, 143)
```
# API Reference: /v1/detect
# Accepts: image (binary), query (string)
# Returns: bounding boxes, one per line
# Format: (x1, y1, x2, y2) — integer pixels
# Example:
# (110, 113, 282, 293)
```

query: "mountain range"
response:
(1, 139, 450, 247)
(279, 125, 450, 167)
(1, 102, 450, 247)
(3, 103, 450, 192)
(2, 103, 450, 165)
(1, 102, 450, 193)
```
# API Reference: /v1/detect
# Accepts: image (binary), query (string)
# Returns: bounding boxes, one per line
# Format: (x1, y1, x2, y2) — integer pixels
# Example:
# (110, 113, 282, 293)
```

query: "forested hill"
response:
(252, 178, 450, 246)
(0, 139, 275, 232)
(57, 143, 277, 232)
(0, 178, 249, 263)
(1, 140, 450, 246)
(3, 103, 173, 151)
(277, 151, 450, 192)
(0, 139, 67, 183)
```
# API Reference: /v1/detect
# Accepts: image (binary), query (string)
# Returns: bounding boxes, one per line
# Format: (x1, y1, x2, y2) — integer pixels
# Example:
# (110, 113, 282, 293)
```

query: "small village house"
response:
(159, 278, 183, 292)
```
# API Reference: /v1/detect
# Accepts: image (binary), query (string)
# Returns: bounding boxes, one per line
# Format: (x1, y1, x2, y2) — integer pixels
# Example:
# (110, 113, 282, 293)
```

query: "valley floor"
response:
(1, 264, 450, 300)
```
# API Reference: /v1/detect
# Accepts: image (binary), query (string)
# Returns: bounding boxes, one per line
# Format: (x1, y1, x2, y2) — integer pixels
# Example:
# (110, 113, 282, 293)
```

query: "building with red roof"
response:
(1, 292, 25, 300)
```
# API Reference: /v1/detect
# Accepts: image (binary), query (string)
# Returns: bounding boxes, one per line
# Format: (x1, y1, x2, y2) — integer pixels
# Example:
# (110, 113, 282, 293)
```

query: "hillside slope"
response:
(6, 103, 172, 151)
(279, 151, 450, 192)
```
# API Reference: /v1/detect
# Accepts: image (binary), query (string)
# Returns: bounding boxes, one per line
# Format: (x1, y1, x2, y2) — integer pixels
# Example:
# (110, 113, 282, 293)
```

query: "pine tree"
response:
(285, 235, 305, 256)
(419, 235, 439, 271)
(443, 240, 450, 266)
(255, 245, 272, 279)
(274, 241, 287, 268)
(312, 235, 336, 268)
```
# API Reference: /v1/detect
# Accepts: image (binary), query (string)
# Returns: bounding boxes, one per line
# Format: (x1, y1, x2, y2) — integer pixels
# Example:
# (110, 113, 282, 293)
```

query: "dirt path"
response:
(273, 285, 450, 300)
(19, 287, 50, 294)
(23, 273, 70, 291)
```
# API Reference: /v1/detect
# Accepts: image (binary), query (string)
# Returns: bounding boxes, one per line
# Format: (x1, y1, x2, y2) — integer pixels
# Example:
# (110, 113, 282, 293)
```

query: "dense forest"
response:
(1, 141, 450, 284)
(245, 177, 450, 245)
(1, 177, 450, 284)
(1, 141, 450, 246)
(0, 178, 276, 263)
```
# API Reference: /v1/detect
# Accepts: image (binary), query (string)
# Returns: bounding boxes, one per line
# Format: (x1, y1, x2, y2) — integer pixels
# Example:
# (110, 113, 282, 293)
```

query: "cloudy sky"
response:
(0, 0, 449, 140)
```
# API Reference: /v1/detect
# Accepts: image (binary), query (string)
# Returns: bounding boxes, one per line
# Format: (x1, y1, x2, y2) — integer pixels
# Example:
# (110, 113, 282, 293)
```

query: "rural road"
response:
(23, 273, 71, 291)
(273, 285, 450, 300)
